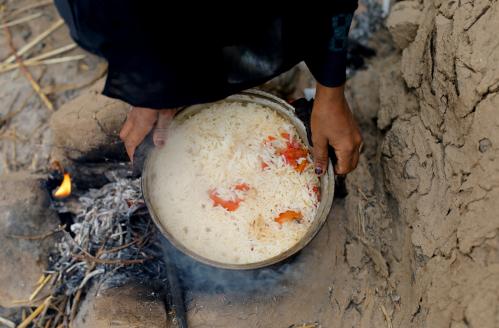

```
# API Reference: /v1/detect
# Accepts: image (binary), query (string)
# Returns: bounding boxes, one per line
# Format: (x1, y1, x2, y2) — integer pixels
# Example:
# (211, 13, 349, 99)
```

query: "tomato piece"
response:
(275, 210, 303, 224)
(281, 132, 290, 140)
(234, 183, 250, 191)
(296, 160, 308, 173)
(209, 190, 241, 212)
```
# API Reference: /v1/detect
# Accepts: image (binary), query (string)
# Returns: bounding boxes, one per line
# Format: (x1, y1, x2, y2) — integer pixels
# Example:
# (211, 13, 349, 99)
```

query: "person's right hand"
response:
(119, 107, 177, 161)
(311, 83, 362, 175)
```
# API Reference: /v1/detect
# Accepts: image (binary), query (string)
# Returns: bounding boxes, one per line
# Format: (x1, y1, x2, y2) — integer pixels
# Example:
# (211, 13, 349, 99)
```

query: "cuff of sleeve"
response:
(306, 51, 347, 87)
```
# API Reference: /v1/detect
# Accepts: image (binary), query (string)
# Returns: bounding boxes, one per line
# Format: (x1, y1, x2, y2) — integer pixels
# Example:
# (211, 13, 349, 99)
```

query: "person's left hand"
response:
(119, 107, 177, 161)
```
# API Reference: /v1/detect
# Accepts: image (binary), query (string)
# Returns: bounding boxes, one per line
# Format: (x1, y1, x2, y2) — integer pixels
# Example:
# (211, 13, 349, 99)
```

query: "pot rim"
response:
(142, 89, 335, 270)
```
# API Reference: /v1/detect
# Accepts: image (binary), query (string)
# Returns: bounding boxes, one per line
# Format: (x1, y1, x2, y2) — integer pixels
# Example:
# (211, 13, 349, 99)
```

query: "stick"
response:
(2, 19, 64, 65)
(17, 296, 52, 328)
(0, 43, 78, 71)
(0, 316, 15, 328)
(2, 22, 54, 111)
(380, 304, 393, 328)
(10, 225, 66, 240)
(4, 0, 53, 20)
(44, 318, 52, 328)
(0, 12, 42, 28)
(7, 43, 77, 66)
(72, 253, 154, 265)
(31, 44, 78, 61)
(39, 55, 85, 65)
(11, 43, 77, 65)
(0, 55, 86, 74)
(29, 274, 52, 301)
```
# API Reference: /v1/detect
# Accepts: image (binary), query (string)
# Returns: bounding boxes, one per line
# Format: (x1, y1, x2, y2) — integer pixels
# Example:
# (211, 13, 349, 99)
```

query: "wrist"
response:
(313, 83, 348, 114)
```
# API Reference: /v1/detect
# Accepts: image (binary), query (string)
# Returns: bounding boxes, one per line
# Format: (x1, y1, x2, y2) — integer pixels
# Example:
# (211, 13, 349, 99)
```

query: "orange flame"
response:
(53, 173, 71, 199)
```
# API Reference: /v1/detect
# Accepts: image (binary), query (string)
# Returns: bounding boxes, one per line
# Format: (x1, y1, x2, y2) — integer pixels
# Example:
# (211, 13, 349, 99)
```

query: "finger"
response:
(312, 135, 329, 176)
(119, 115, 134, 141)
(123, 123, 154, 161)
(334, 149, 355, 175)
(153, 109, 176, 147)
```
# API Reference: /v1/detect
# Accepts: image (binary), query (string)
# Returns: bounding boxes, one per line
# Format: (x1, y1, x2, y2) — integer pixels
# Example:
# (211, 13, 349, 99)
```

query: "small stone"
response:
(50, 84, 130, 162)
(479, 138, 492, 153)
(73, 283, 169, 328)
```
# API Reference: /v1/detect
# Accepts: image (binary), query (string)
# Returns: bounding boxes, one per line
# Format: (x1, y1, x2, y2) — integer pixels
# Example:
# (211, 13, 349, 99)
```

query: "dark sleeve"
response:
(304, 3, 357, 87)
(53, 1, 224, 108)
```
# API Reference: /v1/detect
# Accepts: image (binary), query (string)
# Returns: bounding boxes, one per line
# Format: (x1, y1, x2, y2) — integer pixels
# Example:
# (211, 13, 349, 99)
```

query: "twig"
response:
(0, 48, 82, 74)
(29, 43, 77, 60)
(2, 21, 54, 111)
(44, 318, 52, 328)
(101, 239, 140, 254)
(0, 12, 42, 28)
(36, 274, 46, 286)
(50, 297, 67, 328)
(357, 187, 369, 201)
(4, 0, 53, 20)
(77, 268, 104, 290)
(10, 225, 66, 240)
(69, 289, 82, 323)
(2, 18, 64, 65)
(380, 304, 393, 328)
(73, 253, 154, 265)
(37, 55, 85, 65)
(1, 55, 84, 74)
(101, 232, 152, 254)
(0, 316, 15, 328)
(17, 296, 52, 328)
(29, 274, 53, 301)
(36, 296, 52, 328)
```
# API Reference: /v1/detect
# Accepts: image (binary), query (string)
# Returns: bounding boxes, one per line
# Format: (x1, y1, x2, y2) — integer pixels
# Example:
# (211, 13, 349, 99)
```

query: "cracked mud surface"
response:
(187, 1, 499, 326)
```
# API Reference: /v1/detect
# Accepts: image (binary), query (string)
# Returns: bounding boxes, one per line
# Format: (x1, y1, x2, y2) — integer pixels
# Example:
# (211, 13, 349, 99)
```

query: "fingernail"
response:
(315, 167, 323, 175)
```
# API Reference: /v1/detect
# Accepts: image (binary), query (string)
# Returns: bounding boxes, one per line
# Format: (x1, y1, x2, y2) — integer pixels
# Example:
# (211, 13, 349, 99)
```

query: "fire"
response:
(53, 173, 71, 199)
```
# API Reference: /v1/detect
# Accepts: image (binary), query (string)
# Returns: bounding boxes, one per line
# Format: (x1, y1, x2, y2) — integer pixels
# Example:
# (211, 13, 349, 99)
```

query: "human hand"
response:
(310, 83, 362, 175)
(119, 107, 177, 161)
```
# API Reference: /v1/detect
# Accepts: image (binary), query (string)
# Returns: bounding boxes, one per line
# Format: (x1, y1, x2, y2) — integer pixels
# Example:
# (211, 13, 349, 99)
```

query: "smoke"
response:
(158, 234, 306, 296)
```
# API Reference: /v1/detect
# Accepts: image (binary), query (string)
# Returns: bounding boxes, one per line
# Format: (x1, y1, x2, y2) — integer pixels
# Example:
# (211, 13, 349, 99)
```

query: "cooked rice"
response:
(150, 101, 320, 264)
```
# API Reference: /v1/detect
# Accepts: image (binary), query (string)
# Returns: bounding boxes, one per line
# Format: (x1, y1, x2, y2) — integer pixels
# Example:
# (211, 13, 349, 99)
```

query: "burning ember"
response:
(53, 172, 72, 199)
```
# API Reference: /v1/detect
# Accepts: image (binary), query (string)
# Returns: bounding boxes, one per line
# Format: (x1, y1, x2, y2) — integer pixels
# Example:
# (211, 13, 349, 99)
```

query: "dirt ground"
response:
(1, 0, 499, 327)
(0, 0, 104, 175)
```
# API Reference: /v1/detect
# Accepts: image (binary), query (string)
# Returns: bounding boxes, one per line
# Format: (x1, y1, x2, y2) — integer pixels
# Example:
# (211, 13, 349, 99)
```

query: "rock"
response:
(50, 83, 130, 162)
(0, 173, 60, 308)
(386, 1, 422, 49)
(73, 283, 169, 328)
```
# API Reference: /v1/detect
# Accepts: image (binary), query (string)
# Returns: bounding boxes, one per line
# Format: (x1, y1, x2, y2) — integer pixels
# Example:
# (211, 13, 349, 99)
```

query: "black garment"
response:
(54, 3, 357, 108)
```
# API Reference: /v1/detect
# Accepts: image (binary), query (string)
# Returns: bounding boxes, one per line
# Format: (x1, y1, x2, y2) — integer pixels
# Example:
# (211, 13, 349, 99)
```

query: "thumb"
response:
(313, 135, 329, 176)
(153, 109, 176, 146)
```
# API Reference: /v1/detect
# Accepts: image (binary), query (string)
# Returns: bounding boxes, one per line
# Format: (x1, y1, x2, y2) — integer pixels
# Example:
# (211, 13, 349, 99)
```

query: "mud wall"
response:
(341, 0, 499, 326)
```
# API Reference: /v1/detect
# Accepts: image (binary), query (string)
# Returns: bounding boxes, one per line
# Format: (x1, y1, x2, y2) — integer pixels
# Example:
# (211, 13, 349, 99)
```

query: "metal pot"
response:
(142, 89, 334, 270)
